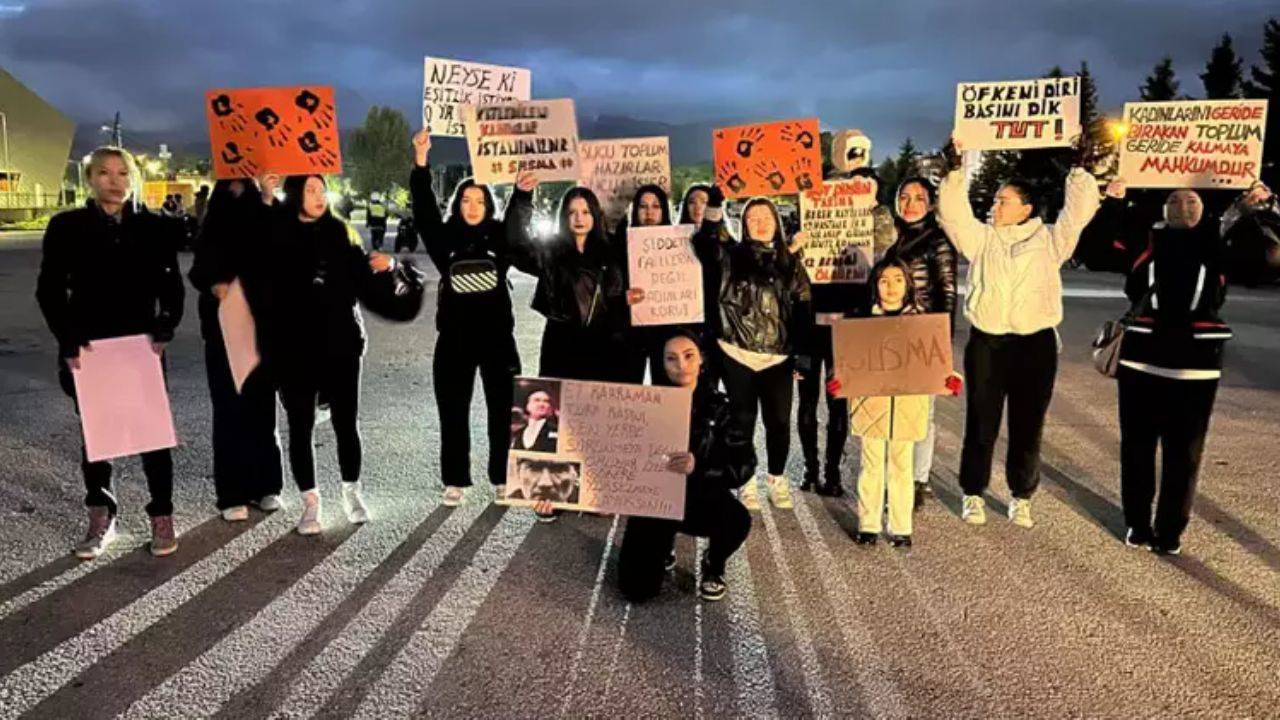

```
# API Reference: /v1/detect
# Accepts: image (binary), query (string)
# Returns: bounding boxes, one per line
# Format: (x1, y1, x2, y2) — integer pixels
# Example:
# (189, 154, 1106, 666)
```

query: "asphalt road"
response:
(0, 228, 1277, 719)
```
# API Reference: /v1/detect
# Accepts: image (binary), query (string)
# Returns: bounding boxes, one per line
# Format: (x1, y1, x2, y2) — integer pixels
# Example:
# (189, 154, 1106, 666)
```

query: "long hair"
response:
(677, 183, 712, 225)
(653, 327, 706, 388)
(445, 177, 498, 226)
(629, 184, 672, 226)
(282, 174, 331, 219)
(83, 146, 143, 211)
(893, 175, 938, 223)
(556, 186, 610, 253)
(869, 256, 922, 312)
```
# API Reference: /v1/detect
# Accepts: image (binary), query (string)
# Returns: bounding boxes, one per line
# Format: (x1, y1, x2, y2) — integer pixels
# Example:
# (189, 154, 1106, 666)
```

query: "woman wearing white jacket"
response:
(935, 140, 1100, 529)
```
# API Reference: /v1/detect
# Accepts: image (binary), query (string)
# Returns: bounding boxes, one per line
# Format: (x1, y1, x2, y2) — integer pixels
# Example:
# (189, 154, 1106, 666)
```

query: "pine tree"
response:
(1244, 18, 1280, 185)
(347, 106, 413, 197)
(1141, 57, 1181, 101)
(970, 151, 1020, 219)
(1201, 33, 1245, 99)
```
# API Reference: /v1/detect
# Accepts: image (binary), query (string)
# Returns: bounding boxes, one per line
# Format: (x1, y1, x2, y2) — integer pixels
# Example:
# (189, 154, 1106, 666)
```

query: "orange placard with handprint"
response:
(712, 118, 822, 199)
(205, 86, 342, 179)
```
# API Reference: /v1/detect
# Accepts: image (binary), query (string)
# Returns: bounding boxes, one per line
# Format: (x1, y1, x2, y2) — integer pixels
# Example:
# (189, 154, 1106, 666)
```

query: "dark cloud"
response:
(1, 0, 1276, 157)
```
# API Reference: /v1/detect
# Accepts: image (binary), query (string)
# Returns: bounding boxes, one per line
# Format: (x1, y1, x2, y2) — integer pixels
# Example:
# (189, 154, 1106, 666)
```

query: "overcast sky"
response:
(1, 0, 1276, 156)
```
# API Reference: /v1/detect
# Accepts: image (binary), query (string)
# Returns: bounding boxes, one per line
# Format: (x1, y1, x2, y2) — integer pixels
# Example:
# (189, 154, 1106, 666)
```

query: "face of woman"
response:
(877, 266, 909, 310)
(567, 197, 594, 238)
(301, 177, 327, 220)
(744, 204, 777, 244)
(460, 186, 487, 226)
(991, 185, 1033, 227)
(663, 335, 703, 388)
(1164, 190, 1204, 229)
(897, 182, 931, 224)
(636, 192, 664, 226)
(685, 189, 709, 226)
(89, 156, 131, 208)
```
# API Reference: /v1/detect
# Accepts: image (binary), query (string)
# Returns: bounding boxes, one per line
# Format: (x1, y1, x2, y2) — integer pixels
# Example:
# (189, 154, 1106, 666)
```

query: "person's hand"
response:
(211, 282, 230, 301)
(1245, 181, 1273, 205)
(945, 372, 964, 397)
(515, 171, 540, 194)
(151, 341, 167, 357)
(533, 499, 554, 515)
(1104, 178, 1127, 200)
(412, 129, 431, 168)
(789, 230, 809, 255)
(826, 376, 842, 397)
(706, 184, 726, 209)
(368, 252, 394, 273)
(665, 451, 695, 475)
(65, 354, 82, 371)
(626, 288, 645, 305)
(258, 173, 281, 204)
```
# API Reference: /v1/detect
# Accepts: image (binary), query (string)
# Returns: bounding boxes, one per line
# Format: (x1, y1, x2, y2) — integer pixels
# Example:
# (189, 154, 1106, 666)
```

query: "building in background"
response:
(0, 67, 76, 220)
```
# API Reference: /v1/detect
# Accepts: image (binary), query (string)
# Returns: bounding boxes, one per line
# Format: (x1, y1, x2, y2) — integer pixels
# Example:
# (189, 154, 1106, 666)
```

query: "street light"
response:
(0, 111, 12, 202)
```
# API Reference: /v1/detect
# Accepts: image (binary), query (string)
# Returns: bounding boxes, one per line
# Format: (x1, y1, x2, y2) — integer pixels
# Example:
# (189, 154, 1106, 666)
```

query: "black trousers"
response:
(617, 480, 752, 602)
(959, 327, 1057, 499)
(539, 320, 630, 383)
(58, 360, 173, 518)
(279, 355, 363, 491)
(796, 325, 847, 481)
(204, 332, 283, 509)
(369, 225, 386, 250)
(434, 332, 520, 488)
(1118, 367, 1218, 544)
(720, 353, 793, 476)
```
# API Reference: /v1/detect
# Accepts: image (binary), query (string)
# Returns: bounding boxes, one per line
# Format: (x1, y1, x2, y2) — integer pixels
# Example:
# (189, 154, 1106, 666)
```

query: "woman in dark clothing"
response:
(693, 185, 813, 512)
(1078, 179, 1272, 555)
(882, 176, 958, 506)
(246, 174, 393, 536)
(614, 184, 674, 384)
(617, 330, 754, 602)
(409, 130, 521, 507)
(505, 174, 636, 383)
(36, 146, 185, 559)
(188, 176, 285, 522)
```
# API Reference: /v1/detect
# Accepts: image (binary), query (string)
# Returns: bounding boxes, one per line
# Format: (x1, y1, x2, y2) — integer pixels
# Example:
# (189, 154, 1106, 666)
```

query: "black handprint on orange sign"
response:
(253, 107, 293, 148)
(219, 141, 259, 176)
(297, 131, 339, 169)
(790, 157, 816, 191)
(780, 123, 815, 150)
(752, 160, 787, 192)
(718, 160, 748, 195)
(735, 127, 766, 159)
(294, 89, 336, 130)
(210, 93, 250, 134)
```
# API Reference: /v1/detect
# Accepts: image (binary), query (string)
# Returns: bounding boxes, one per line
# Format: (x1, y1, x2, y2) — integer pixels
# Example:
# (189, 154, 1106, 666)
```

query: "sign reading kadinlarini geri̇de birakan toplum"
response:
(1117, 99, 1269, 189)
(953, 76, 1081, 150)
(463, 98, 580, 185)
(422, 57, 531, 137)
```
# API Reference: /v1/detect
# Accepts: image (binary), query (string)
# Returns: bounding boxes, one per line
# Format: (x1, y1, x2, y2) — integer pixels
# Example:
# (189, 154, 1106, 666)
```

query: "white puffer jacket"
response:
(936, 168, 1099, 335)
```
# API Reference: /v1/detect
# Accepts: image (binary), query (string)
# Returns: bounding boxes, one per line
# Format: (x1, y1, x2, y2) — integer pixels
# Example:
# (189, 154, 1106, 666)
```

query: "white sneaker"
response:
(221, 505, 249, 522)
(75, 507, 117, 560)
(342, 482, 370, 524)
(766, 474, 793, 510)
(297, 490, 322, 535)
(962, 495, 987, 525)
(254, 494, 283, 512)
(1008, 498, 1034, 528)
(442, 486, 465, 507)
(740, 479, 761, 512)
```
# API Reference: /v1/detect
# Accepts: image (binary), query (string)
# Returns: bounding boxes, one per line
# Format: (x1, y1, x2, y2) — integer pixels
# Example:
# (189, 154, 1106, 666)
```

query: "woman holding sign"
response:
(617, 330, 755, 602)
(36, 146, 185, 559)
(692, 185, 814, 512)
(618, 184, 674, 384)
(936, 139, 1100, 529)
(246, 174, 394, 536)
(188, 175, 286, 522)
(408, 130, 521, 508)
(883, 176, 958, 507)
(1076, 179, 1272, 555)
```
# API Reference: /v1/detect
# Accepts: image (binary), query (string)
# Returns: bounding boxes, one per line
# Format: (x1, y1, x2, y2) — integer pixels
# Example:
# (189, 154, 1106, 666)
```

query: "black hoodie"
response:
(188, 179, 274, 340)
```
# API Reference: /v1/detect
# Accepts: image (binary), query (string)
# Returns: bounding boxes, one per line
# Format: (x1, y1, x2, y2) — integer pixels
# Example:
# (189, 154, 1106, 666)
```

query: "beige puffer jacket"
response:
(848, 304, 931, 441)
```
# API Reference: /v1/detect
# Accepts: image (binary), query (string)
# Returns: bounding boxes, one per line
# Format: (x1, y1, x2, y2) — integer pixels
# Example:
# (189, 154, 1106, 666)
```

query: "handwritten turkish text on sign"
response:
(628, 225, 704, 326)
(713, 118, 823, 199)
(503, 378, 691, 520)
(422, 57, 531, 137)
(206, 86, 341, 179)
(1117, 99, 1268, 189)
(831, 314, 953, 398)
(463, 98, 580, 185)
(800, 178, 878, 284)
(579, 136, 671, 224)
(953, 77, 1081, 150)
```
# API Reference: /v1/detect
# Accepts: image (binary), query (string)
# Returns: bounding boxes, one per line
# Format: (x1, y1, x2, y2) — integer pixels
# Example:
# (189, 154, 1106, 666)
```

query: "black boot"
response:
(800, 466, 819, 493)
(818, 475, 844, 497)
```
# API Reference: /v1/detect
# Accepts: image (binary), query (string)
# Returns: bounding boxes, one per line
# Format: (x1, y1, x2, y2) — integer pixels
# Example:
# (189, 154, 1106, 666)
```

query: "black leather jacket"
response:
(692, 217, 813, 362)
(884, 213, 958, 328)
(687, 385, 756, 489)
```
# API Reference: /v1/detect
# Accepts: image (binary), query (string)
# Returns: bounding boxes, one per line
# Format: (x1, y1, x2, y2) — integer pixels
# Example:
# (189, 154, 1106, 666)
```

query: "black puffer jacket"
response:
(36, 201, 185, 358)
(410, 165, 515, 335)
(506, 188, 628, 337)
(693, 212, 813, 363)
(884, 214, 957, 320)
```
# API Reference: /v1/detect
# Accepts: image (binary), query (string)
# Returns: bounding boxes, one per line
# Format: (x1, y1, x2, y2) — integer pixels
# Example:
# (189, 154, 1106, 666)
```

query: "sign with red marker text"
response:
(953, 77, 1080, 150)
(799, 178, 877, 284)
(713, 118, 823, 198)
(831, 314, 953, 398)
(422, 57, 531, 137)
(579, 136, 671, 224)
(1117, 99, 1268, 189)
(463, 98, 580, 185)
(627, 224, 703, 326)
(503, 377, 692, 520)
(205, 86, 341, 179)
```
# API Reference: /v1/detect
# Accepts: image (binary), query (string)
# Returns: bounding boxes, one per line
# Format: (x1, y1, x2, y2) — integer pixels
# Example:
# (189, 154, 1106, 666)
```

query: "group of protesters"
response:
(36, 114, 1276, 602)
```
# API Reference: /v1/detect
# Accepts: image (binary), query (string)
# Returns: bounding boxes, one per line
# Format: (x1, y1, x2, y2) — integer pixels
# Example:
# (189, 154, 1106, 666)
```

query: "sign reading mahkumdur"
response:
(1117, 99, 1268, 189)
